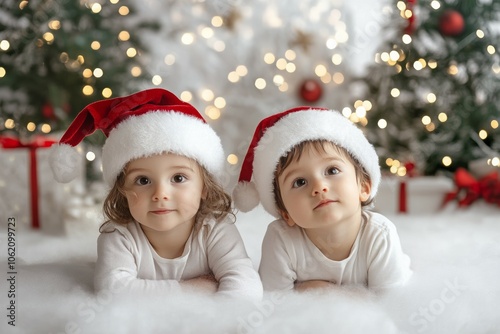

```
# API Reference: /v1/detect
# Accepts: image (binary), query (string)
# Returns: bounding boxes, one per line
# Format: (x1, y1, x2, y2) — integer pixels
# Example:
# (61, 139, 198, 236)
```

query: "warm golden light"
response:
(130, 66, 142, 77)
(83, 85, 94, 95)
(227, 71, 239, 83)
(264, 53, 275, 64)
(164, 54, 175, 65)
(118, 6, 129, 15)
(211, 16, 223, 27)
(331, 54, 342, 65)
(438, 113, 448, 122)
(201, 89, 214, 101)
(118, 31, 130, 41)
(5, 119, 15, 129)
(431, 1, 441, 9)
(0, 40, 9, 51)
(180, 91, 193, 102)
(285, 50, 296, 61)
(91, 3, 102, 13)
(152, 75, 162, 85)
(41, 124, 51, 133)
(126, 47, 137, 57)
(214, 97, 226, 108)
(332, 72, 344, 84)
(315, 64, 327, 77)
(27, 122, 36, 132)
(43, 32, 55, 43)
(205, 106, 221, 120)
(48, 20, 61, 30)
(479, 130, 488, 140)
(181, 33, 194, 45)
(442, 156, 452, 167)
(227, 154, 238, 165)
(102, 88, 112, 98)
(378, 119, 387, 129)
(427, 93, 436, 103)
(93, 68, 103, 78)
(255, 78, 266, 90)
(236, 65, 248, 76)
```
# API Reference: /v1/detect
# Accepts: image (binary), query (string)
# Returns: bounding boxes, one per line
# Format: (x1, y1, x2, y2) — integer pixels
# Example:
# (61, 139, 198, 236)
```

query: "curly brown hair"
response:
(272, 140, 373, 221)
(101, 160, 233, 232)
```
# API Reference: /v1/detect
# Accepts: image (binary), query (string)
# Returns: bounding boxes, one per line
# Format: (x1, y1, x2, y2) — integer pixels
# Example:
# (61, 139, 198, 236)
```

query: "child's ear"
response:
(201, 186, 208, 200)
(359, 180, 371, 202)
(280, 210, 296, 227)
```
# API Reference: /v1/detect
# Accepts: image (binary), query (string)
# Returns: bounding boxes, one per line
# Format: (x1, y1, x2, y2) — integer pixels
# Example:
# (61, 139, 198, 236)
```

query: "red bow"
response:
(1, 136, 58, 228)
(443, 168, 500, 207)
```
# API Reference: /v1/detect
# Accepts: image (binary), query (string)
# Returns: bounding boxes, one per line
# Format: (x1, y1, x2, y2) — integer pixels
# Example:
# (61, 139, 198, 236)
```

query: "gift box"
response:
(0, 136, 84, 232)
(374, 176, 455, 214)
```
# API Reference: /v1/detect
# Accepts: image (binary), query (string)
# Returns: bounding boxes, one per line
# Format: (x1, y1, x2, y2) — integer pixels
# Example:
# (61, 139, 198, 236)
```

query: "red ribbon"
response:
(399, 181, 407, 213)
(404, 0, 417, 35)
(1, 136, 57, 228)
(398, 162, 417, 213)
(443, 168, 500, 207)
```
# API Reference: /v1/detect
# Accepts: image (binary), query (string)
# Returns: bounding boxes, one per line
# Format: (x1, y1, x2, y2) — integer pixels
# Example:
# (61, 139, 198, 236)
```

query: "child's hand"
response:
(294, 280, 335, 292)
(182, 274, 218, 294)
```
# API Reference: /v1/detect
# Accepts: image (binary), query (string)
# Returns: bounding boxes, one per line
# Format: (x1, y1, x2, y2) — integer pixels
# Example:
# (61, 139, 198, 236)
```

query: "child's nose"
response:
(152, 183, 169, 201)
(312, 179, 328, 195)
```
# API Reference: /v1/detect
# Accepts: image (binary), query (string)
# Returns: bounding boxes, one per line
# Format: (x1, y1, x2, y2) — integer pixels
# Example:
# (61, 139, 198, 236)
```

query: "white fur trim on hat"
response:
(253, 109, 381, 218)
(102, 111, 225, 186)
(49, 143, 83, 183)
(232, 181, 260, 212)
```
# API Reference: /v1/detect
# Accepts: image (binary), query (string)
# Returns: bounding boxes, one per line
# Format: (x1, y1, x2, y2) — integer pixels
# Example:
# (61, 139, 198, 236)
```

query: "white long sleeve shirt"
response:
(259, 212, 412, 291)
(94, 218, 263, 300)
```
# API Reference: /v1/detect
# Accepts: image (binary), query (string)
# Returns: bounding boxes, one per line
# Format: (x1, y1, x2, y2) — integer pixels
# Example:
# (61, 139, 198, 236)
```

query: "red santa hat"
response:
(233, 107, 381, 218)
(49, 88, 225, 187)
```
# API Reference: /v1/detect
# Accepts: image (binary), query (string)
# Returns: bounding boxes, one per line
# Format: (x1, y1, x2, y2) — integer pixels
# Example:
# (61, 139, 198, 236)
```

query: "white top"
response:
(94, 218, 263, 300)
(259, 212, 412, 291)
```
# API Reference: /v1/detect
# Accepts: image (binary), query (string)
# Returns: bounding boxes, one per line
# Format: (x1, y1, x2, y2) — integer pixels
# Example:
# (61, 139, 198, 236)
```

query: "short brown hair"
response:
(101, 162, 233, 232)
(272, 140, 372, 219)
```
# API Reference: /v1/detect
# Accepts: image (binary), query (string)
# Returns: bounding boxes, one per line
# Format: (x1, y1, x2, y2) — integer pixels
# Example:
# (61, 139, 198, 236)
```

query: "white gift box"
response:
(0, 139, 84, 232)
(374, 176, 455, 214)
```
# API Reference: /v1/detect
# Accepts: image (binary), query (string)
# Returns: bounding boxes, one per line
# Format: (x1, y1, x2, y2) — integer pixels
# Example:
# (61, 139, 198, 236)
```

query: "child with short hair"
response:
(233, 107, 412, 292)
(50, 88, 263, 299)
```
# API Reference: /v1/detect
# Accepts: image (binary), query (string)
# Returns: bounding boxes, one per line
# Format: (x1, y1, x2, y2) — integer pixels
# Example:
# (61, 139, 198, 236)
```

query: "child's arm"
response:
(258, 221, 297, 291)
(205, 221, 263, 300)
(367, 216, 412, 291)
(94, 230, 216, 295)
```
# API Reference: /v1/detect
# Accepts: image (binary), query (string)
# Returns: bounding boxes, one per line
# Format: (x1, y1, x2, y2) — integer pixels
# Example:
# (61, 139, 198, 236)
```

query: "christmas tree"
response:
(349, 0, 500, 176)
(0, 0, 155, 142)
(137, 0, 359, 182)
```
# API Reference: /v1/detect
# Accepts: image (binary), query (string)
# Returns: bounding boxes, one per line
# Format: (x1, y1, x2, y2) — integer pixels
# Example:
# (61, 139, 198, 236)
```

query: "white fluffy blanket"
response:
(1, 203, 499, 334)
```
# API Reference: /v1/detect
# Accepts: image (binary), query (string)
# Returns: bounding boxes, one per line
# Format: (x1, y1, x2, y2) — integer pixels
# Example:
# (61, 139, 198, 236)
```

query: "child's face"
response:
(277, 143, 370, 229)
(123, 153, 206, 234)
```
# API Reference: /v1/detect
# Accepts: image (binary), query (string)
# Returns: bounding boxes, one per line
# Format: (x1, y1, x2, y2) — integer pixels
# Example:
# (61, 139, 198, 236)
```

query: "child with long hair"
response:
(50, 88, 262, 299)
(233, 107, 411, 292)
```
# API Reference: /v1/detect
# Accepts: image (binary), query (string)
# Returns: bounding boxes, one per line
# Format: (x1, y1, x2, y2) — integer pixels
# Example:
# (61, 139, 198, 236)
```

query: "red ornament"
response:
(438, 10, 465, 37)
(299, 79, 323, 103)
(42, 103, 56, 119)
(404, 161, 416, 177)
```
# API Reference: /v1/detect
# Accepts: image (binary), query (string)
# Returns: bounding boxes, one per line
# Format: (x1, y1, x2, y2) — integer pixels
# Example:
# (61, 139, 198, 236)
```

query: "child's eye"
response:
(135, 176, 151, 185)
(292, 178, 307, 188)
(326, 167, 339, 175)
(172, 174, 187, 183)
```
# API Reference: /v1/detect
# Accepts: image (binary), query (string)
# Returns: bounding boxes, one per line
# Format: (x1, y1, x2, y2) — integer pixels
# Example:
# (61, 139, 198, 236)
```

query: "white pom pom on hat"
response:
(232, 106, 381, 218)
(49, 88, 225, 187)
